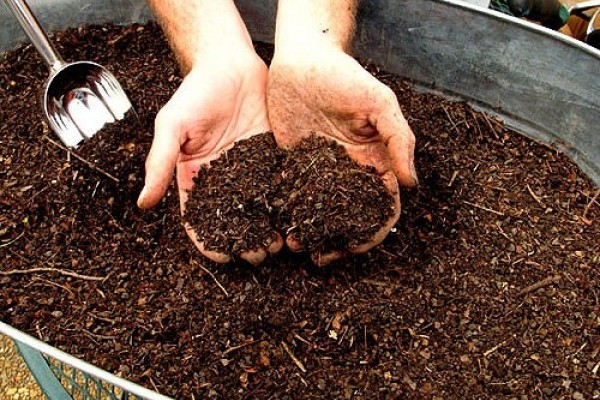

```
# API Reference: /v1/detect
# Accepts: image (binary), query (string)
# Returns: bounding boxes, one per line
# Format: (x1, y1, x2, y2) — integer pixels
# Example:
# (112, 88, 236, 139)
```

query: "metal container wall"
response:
(1, 0, 599, 186)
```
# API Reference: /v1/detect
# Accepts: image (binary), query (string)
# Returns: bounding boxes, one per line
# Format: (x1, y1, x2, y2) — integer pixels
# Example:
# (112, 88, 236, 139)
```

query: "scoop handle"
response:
(2, 0, 65, 71)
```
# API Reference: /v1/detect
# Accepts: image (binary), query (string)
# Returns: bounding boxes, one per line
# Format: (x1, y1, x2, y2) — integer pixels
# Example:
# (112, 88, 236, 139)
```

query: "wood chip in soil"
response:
(1, 23, 599, 400)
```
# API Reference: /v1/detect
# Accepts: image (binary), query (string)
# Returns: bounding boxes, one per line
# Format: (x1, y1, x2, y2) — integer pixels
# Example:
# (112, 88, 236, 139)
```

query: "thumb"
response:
(374, 93, 418, 188)
(137, 110, 182, 209)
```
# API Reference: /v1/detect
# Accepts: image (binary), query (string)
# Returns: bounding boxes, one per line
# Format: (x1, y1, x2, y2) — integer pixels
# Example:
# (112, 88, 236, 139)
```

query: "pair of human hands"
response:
(137, 42, 417, 266)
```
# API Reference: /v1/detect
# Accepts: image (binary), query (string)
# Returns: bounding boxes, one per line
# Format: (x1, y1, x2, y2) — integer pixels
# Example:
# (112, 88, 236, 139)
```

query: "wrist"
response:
(190, 39, 259, 72)
(149, 0, 254, 74)
(273, 0, 357, 61)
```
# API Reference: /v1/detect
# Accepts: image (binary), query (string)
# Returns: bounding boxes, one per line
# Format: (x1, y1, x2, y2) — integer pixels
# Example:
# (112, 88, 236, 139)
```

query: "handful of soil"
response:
(183, 133, 283, 256)
(275, 135, 395, 253)
(183, 133, 395, 259)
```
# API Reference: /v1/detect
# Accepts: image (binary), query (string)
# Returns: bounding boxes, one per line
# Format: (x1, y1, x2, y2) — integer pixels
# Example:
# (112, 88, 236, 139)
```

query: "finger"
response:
(310, 250, 347, 267)
(228, 229, 284, 266)
(285, 232, 305, 253)
(185, 223, 231, 264)
(373, 92, 418, 188)
(137, 109, 183, 209)
(267, 232, 284, 255)
(240, 248, 267, 266)
(380, 170, 400, 197)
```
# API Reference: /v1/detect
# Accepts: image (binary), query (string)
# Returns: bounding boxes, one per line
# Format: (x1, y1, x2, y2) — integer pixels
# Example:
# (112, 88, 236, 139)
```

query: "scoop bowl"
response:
(44, 61, 132, 147)
(3, 0, 133, 147)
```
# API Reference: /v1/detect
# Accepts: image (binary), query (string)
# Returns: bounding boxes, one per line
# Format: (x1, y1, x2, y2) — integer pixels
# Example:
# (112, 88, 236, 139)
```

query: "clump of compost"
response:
(183, 132, 283, 256)
(184, 133, 395, 257)
(275, 135, 395, 253)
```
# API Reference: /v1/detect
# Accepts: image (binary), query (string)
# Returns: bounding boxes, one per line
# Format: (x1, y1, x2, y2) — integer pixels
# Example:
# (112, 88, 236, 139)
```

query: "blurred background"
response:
(466, 0, 600, 48)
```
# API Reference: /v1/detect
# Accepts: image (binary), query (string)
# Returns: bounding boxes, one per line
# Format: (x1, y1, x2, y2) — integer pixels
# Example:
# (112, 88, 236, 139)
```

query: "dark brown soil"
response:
(274, 135, 395, 253)
(184, 132, 283, 256)
(185, 131, 395, 257)
(1, 23, 599, 400)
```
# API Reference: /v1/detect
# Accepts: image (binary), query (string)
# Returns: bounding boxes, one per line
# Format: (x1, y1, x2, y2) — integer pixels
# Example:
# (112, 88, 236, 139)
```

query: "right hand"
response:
(137, 48, 283, 265)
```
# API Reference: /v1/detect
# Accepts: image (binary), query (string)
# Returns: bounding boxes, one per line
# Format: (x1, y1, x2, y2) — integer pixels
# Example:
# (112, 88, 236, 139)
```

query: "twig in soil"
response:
(495, 222, 513, 242)
(107, 28, 134, 46)
(88, 312, 118, 325)
(281, 341, 307, 373)
(441, 104, 459, 134)
(362, 279, 392, 288)
(222, 340, 259, 356)
(26, 185, 50, 204)
(0, 231, 25, 248)
(376, 246, 400, 259)
(484, 335, 514, 357)
(448, 170, 459, 187)
(462, 200, 505, 216)
(581, 188, 600, 224)
(0, 267, 105, 281)
(193, 260, 229, 297)
(526, 184, 544, 205)
(43, 136, 120, 183)
(82, 329, 117, 341)
(516, 274, 561, 297)
(30, 277, 75, 296)
(293, 332, 316, 348)
(481, 113, 501, 141)
(469, 110, 483, 140)
(145, 376, 160, 395)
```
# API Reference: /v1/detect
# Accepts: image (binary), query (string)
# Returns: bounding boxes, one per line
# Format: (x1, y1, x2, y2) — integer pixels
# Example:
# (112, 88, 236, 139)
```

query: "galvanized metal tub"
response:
(1, 0, 598, 399)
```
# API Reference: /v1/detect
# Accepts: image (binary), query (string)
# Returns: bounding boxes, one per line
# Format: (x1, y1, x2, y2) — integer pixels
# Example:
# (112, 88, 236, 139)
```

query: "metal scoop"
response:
(3, 0, 132, 148)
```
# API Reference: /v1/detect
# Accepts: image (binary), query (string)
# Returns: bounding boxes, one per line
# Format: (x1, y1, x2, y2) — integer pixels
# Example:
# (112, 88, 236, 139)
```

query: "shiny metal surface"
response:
(44, 61, 132, 147)
(2, 0, 132, 147)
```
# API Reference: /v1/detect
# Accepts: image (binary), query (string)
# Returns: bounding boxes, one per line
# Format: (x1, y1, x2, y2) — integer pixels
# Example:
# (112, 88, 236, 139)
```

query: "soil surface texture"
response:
(274, 135, 395, 254)
(185, 132, 395, 258)
(184, 132, 283, 256)
(1, 23, 599, 400)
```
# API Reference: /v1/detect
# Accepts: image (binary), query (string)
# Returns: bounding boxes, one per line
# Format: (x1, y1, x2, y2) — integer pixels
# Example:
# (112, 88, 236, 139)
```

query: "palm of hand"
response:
(142, 54, 283, 264)
(267, 50, 416, 264)
(172, 60, 270, 201)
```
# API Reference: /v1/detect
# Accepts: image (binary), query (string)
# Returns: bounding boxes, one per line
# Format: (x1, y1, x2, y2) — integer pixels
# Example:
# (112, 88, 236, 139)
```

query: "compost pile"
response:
(1, 24, 599, 400)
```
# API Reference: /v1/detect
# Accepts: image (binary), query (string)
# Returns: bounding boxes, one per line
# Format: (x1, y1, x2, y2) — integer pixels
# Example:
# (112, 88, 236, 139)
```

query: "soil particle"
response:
(0, 23, 598, 400)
